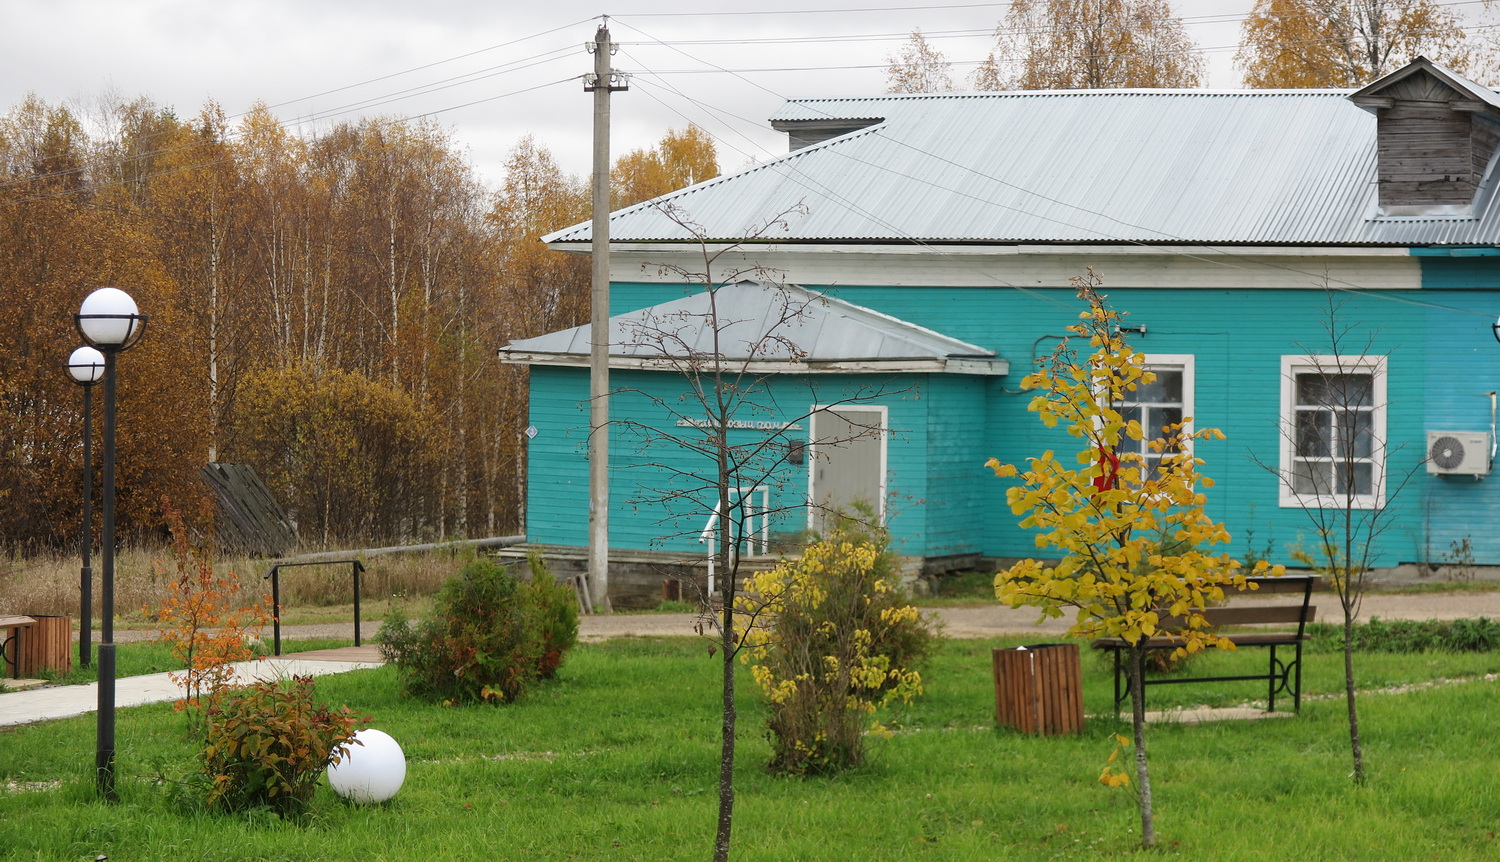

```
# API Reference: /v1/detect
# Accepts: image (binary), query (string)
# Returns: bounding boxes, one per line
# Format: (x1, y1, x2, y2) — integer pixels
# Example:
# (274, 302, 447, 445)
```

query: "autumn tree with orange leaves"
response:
(0, 90, 717, 552)
(1236, 0, 1470, 88)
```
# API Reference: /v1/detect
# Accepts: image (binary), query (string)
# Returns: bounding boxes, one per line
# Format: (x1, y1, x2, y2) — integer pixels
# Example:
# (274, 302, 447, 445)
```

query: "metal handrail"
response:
(699, 486, 770, 592)
(263, 560, 364, 656)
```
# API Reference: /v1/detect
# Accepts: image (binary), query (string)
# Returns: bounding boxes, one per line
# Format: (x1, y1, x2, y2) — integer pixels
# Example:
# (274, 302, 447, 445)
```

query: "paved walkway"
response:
(0, 653, 380, 728)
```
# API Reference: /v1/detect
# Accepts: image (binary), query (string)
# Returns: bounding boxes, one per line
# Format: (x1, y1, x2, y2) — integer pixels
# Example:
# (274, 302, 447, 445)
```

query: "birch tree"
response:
(976, 0, 1204, 90)
(886, 29, 955, 93)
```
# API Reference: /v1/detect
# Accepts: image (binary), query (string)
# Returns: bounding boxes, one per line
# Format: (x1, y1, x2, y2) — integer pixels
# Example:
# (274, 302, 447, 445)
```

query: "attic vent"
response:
(1351, 59, 1500, 216)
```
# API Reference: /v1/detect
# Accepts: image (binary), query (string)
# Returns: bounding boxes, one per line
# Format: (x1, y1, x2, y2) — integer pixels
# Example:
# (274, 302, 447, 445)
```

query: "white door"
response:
(807, 406, 886, 534)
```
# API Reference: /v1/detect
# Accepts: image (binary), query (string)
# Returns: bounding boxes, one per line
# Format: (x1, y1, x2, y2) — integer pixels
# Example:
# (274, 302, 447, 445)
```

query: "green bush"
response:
(200, 676, 367, 816)
(525, 552, 579, 679)
(377, 556, 579, 703)
(740, 520, 937, 776)
(1310, 616, 1500, 653)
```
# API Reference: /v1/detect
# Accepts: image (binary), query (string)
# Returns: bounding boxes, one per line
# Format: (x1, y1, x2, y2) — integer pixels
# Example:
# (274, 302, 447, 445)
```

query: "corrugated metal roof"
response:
(543, 88, 1500, 248)
(501, 280, 998, 366)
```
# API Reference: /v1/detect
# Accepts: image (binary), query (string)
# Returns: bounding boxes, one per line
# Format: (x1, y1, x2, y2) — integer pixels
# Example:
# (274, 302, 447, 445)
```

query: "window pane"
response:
(1336, 462, 1374, 496)
(1296, 374, 1331, 407)
(1292, 460, 1330, 495)
(1330, 374, 1373, 408)
(1131, 369, 1182, 405)
(1146, 454, 1164, 480)
(1296, 411, 1331, 457)
(1298, 371, 1372, 408)
(1340, 412, 1374, 459)
(1120, 405, 1142, 428)
(1154, 407, 1183, 436)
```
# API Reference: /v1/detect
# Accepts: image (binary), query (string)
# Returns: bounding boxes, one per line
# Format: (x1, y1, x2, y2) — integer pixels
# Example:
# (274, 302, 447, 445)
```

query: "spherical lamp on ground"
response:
(328, 729, 406, 804)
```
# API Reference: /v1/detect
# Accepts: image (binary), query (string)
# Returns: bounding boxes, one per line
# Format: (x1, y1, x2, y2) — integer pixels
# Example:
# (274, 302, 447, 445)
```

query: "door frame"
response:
(805, 404, 888, 533)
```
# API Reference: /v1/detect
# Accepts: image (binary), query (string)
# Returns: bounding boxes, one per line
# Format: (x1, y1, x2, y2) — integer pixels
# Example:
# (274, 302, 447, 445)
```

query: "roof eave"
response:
(498, 351, 1008, 376)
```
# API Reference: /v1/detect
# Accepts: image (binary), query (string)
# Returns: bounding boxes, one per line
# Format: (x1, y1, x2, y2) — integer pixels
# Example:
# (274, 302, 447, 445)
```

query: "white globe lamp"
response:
(76, 287, 145, 349)
(67, 346, 106, 385)
(328, 728, 406, 804)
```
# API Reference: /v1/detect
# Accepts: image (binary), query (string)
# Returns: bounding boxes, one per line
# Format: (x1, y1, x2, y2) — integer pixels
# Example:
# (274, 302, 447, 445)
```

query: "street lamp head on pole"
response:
(75, 287, 147, 351)
(75, 286, 145, 801)
(67, 346, 105, 386)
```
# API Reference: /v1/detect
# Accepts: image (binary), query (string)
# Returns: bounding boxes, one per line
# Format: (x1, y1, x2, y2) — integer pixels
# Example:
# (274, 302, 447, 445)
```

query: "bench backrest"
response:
(1162, 575, 1316, 632)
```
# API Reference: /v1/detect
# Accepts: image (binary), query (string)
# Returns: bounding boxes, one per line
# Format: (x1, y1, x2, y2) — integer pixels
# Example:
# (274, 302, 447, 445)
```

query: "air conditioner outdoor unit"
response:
(1426, 431, 1492, 476)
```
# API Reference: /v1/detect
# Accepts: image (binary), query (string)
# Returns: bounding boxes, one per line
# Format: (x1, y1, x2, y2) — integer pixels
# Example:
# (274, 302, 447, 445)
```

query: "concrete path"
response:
(0, 654, 379, 728)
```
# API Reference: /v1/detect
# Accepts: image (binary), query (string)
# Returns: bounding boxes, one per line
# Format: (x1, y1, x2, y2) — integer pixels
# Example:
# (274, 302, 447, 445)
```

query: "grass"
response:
(4, 636, 1500, 860)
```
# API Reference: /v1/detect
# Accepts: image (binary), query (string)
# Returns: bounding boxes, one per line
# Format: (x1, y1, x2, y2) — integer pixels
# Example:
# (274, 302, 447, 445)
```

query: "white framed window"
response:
(1115, 355, 1194, 481)
(1279, 355, 1387, 509)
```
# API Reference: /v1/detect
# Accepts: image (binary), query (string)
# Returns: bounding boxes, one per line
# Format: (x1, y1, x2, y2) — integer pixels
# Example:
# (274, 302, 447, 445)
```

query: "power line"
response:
(611, 25, 1500, 321)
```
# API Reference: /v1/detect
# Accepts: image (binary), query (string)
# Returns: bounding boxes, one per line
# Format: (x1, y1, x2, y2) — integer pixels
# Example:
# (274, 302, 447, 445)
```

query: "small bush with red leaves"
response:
(200, 676, 368, 816)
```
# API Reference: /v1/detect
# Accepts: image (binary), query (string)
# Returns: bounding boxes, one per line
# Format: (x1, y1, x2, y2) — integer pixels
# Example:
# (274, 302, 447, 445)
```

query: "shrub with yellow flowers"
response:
(739, 517, 937, 775)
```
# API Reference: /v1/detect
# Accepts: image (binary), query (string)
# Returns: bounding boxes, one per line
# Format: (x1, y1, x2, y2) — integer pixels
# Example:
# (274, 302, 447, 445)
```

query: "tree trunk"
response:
(1128, 644, 1155, 849)
(713, 432, 736, 862)
(1344, 612, 1365, 782)
(714, 600, 736, 862)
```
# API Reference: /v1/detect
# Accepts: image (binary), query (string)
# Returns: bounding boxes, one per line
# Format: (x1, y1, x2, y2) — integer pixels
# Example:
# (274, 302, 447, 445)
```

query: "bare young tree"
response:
(605, 202, 905, 861)
(1255, 290, 1421, 783)
(886, 29, 955, 93)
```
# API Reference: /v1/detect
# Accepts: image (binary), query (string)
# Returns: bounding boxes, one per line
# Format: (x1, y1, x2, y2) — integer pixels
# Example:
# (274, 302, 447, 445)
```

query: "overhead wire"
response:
(610, 16, 1500, 320)
(2, 7, 1499, 321)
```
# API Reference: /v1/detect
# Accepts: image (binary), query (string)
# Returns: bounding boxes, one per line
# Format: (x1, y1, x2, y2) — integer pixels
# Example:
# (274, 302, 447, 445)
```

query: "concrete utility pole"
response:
(585, 19, 626, 611)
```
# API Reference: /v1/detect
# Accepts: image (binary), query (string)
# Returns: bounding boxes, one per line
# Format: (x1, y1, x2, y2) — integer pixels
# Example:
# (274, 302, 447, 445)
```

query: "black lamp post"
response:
(66, 346, 104, 669)
(74, 287, 146, 802)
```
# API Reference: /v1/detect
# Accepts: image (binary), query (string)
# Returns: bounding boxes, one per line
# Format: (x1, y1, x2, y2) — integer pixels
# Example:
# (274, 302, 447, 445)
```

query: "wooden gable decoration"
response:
(1351, 57, 1500, 214)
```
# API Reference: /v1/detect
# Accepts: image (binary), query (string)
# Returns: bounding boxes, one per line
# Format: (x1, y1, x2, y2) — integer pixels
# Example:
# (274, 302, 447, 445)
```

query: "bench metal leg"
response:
(1112, 648, 1125, 717)
(2, 629, 18, 680)
(1293, 642, 1303, 712)
(1268, 644, 1277, 712)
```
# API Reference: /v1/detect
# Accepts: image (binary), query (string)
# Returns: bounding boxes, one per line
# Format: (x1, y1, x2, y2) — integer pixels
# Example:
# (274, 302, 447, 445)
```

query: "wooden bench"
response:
(1091, 575, 1316, 714)
(1, 615, 37, 680)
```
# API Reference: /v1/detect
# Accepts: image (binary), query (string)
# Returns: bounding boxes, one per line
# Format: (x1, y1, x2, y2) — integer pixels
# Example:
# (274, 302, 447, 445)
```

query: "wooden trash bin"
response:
(18, 615, 72, 677)
(993, 643, 1084, 735)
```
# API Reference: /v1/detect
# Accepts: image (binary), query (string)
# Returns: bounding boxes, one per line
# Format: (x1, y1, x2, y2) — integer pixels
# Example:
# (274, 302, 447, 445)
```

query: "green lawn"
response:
(3, 636, 1500, 860)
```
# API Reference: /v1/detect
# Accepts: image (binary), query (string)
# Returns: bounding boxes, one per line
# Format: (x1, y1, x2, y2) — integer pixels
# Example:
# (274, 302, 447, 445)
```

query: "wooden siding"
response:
(796, 280, 1462, 569)
(530, 252, 1500, 568)
(1378, 102, 1477, 206)
(523, 364, 993, 558)
(1372, 68, 1500, 209)
(1414, 252, 1500, 289)
(1417, 256, 1500, 567)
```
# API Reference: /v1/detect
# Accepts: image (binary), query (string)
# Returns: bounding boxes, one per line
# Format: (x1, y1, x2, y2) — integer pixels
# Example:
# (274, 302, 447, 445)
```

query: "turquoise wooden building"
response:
(503, 58, 1500, 594)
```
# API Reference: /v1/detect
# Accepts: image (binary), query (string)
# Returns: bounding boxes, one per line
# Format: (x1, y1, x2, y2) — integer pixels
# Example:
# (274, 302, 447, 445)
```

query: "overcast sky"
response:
(0, 0, 1474, 189)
